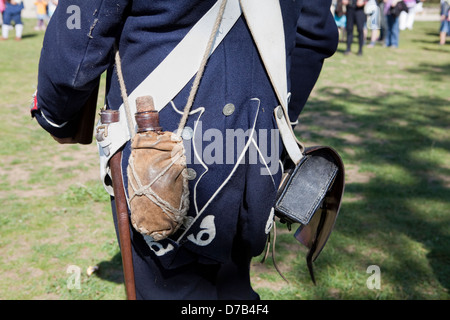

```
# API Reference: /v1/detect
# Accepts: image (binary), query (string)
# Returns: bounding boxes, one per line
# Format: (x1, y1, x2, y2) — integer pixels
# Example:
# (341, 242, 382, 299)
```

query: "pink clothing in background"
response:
(0, 0, 6, 13)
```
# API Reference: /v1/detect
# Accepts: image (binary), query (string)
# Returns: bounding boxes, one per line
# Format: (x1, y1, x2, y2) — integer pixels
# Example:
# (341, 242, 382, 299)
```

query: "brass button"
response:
(222, 103, 235, 116)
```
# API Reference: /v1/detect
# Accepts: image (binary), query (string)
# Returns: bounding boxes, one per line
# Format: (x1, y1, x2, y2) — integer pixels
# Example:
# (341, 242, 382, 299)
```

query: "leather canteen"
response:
(127, 97, 189, 241)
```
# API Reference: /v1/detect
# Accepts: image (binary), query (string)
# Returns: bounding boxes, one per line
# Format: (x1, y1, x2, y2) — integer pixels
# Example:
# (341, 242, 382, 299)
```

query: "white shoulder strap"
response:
(240, 0, 288, 111)
(123, 0, 241, 116)
(240, 0, 304, 164)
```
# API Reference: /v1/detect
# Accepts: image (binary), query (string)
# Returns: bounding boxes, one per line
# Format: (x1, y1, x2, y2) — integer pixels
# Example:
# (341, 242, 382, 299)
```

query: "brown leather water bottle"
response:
(127, 95, 189, 241)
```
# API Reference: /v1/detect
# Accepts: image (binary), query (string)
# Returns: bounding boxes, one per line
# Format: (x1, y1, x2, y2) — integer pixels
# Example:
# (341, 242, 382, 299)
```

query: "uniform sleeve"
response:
(32, 0, 130, 138)
(288, 0, 338, 121)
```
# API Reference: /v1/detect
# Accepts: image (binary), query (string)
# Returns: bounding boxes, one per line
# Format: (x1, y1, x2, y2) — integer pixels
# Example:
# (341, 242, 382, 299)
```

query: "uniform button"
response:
(184, 168, 197, 180)
(222, 103, 235, 116)
(276, 107, 284, 119)
(181, 126, 194, 140)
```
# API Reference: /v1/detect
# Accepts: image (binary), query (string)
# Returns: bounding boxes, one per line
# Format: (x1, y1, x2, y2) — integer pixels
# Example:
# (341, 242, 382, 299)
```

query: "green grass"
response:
(252, 20, 450, 300)
(0, 18, 449, 300)
(0, 20, 124, 300)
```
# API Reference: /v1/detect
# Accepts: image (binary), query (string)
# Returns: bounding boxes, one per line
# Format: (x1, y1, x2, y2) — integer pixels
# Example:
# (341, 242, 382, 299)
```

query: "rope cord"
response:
(113, 0, 228, 138)
(176, 0, 228, 135)
(114, 43, 135, 139)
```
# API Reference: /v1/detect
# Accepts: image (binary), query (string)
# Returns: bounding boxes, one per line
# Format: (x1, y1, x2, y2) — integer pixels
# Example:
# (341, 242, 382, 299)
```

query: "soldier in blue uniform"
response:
(31, 0, 338, 300)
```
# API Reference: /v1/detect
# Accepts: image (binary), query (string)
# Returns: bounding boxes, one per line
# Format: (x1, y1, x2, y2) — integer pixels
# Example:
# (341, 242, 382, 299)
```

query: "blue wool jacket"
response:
(32, 0, 337, 271)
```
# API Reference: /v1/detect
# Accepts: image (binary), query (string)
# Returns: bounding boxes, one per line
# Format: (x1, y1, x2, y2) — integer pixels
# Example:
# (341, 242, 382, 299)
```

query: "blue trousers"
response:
(3, 3, 23, 25)
(110, 196, 260, 300)
(385, 14, 400, 48)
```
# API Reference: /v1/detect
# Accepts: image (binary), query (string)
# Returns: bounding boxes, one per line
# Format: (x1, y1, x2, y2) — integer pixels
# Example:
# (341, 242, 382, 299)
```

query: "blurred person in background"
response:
(1, 0, 24, 41)
(399, 0, 418, 30)
(440, 0, 450, 45)
(47, 0, 57, 19)
(383, 0, 406, 48)
(365, 0, 382, 47)
(34, 0, 48, 31)
(0, 0, 5, 24)
(334, 0, 347, 42)
(343, 0, 367, 56)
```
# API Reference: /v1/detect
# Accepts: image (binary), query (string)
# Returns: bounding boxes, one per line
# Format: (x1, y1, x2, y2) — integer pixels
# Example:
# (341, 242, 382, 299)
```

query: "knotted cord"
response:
(112, 0, 228, 239)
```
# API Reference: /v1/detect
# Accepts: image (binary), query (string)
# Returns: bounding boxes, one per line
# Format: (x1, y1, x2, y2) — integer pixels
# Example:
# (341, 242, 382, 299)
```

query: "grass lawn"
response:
(0, 17, 449, 300)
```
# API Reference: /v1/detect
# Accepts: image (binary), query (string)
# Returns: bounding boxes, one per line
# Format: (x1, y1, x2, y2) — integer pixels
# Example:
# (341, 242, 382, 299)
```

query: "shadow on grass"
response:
(21, 33, 39, 40)
(96, 252, 124, 284)
(295, 86, 449, 299)
(404, 62, 450, 81)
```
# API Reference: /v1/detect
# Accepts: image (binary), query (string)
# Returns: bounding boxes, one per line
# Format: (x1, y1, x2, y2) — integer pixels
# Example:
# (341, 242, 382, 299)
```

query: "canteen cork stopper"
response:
(136, 95, 155, 113)
(135, 96, 162, 133)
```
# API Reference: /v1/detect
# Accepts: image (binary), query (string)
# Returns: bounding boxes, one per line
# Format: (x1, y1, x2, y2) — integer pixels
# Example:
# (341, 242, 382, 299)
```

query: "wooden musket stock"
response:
(50, 79, 136, 299)
(110, 150, 137, 300)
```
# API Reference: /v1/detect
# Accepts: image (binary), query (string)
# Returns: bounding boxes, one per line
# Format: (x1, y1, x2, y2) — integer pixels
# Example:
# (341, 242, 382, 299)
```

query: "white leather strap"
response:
(274, 105, 303, 164)
(123, 0, 241, 116)
(240, 0, 304, 164)
(240, 0, 288, 111)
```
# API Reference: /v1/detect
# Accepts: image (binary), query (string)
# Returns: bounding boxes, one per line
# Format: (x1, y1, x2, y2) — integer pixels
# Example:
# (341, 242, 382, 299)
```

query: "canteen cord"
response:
(176, 0, 228, 136)
(127, 150, 189, 240)
(114, 43, 135, 140)
(113, 0, 228, 139)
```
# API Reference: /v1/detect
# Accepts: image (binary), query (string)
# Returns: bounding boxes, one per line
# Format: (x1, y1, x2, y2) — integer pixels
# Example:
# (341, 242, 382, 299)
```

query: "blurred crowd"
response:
(332, 0, 450, 55)
(0, 0, 448, 46)
(0, 0, 58, 41)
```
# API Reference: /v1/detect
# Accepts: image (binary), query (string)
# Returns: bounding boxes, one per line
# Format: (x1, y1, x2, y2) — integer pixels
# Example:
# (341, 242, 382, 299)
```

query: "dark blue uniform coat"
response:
(32, 0, 337, 299)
